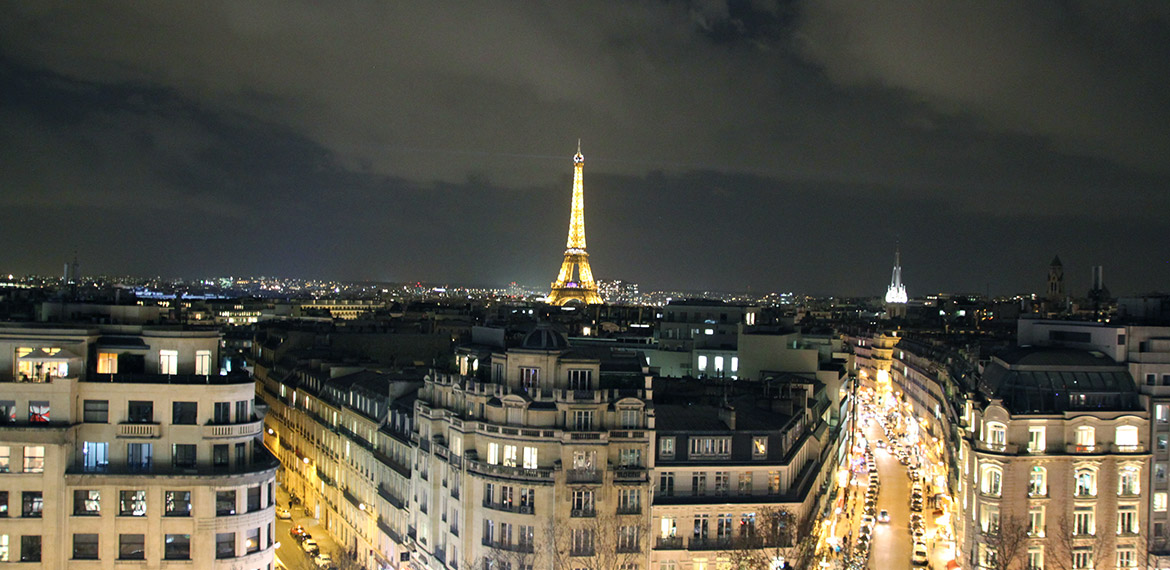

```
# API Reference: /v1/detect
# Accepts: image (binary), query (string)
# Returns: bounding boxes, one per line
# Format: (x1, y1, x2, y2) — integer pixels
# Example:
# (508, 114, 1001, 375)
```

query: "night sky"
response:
(2, 2, 1168, 296)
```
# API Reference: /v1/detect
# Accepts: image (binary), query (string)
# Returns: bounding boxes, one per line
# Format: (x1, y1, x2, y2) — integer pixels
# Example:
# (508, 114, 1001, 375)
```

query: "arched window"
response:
(981, 464, 1004, 497)
(1075, 426, 1096, 451)
(1116, 425, 1140, 452)
(1119, 465, 1141, 495)
(1029, 465, 1048, 496)
(986, 422, 1007, 450)
(1075, 467, 1098, 497)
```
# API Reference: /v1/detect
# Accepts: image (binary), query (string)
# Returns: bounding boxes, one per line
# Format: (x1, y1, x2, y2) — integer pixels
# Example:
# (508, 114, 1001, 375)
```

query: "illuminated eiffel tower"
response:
(547, 142, 603, 305)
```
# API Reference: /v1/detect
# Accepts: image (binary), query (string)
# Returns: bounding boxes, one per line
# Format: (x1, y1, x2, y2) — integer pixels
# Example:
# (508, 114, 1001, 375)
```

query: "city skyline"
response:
(2, 3, 1168, 296)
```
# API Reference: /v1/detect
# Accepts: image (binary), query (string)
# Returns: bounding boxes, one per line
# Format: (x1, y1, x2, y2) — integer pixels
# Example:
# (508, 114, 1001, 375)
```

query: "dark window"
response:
(22, 491, 42, 517)
(215, 532, 235, 559)
(213, 402, 230, 424)
(73, 489, 100, 515)
(216, 490, 236, 516)
(0, 400, 14, 423)
(73, 533, 99, 560)
(171, 401, 197, 425)
(0, 491, 7, 516)
(20, 535, 41, 561)
(235, 400, 249, 422)
(119, 534, 145, 560)
(247, 486, 261, 512)
(165, 490, 191, 516)
(172, 444, 196, 468)
(164, 534, 191, 560)
(127, 442, 152, 471)
(236, 442, 247, 466)
(213, 444, 229, 468)
(127, 401, 153, 423)
(83, 400, 108, 423)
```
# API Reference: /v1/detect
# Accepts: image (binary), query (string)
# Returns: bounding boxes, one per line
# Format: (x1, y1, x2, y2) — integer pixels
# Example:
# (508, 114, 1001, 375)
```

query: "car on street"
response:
(910, 501, 923, 512)
(861, 514, 876, 528)
(912, 542, 929, 565)
(878, 509, 890, 523)
(315, 553, 337, 569)
(912, 527, 926, 541)
(290, 525, 305, 539)
(302, 538, 319, 556)
(276, 507, 292, 519)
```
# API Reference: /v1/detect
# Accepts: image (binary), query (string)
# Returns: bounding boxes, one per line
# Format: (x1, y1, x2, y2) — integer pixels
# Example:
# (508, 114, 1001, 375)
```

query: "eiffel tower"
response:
(547, 142, 603, 305)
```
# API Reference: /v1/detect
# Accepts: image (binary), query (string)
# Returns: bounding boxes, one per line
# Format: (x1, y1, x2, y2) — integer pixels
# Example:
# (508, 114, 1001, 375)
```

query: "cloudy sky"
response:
(2, 1, 1168, 296)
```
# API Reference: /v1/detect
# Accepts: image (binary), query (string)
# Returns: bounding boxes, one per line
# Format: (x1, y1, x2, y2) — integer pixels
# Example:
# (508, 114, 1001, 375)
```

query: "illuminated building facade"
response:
(547, 144, 603, 306)
(0, 324, 277, 568)
(961, 347, 1149, 570)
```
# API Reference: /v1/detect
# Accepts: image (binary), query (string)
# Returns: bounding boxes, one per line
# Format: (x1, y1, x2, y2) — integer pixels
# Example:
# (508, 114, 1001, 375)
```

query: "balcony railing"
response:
(570, 507, 596, 518)
(203, 420, 263, 439)
(616, 505, 642, 515)
(689, 537, 733, 550)
(483, 501, 534, 515)
(655, 536, 684, 550)
(566, 469, 602, 483)
(117, 422, 161, 438)
(466, 459, 556, 482)
(377, 484, 405, 509)
(614, 467, 648, 481)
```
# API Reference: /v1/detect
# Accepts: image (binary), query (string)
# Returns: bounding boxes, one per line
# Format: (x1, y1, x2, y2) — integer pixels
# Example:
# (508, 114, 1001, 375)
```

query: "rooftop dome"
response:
(978, 347, 1138, 414)
(520, 323, 569, 350)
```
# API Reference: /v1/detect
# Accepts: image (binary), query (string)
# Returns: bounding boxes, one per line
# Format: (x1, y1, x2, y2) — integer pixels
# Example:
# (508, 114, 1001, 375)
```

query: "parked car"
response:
(912, 542, 929, 565)
(302, 538, 319, 556)
(861, 514, 876, 528)
(290, 525, 305, 539)
(315, 553, 337, 569)
(276, 507, 292, 519)
(878, 509, 890, 523)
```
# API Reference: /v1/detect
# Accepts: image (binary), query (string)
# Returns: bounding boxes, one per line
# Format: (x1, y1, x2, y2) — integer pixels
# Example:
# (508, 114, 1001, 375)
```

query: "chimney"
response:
(719, 405, 736, 430)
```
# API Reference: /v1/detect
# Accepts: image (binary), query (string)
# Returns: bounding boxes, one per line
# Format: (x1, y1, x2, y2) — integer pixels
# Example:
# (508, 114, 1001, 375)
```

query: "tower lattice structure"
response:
(547, 143, 603, 305)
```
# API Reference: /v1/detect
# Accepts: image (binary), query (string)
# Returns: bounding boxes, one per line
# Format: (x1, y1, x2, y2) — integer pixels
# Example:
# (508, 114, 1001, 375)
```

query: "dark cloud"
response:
(0, 1, 1167, 295)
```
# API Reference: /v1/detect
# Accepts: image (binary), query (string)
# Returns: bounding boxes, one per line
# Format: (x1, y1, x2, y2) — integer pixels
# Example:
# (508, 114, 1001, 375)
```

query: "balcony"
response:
(655, 536, 684, 550)
(570, 507, 596, 518)
(614, 467, 648, 482)
(377, 484, 405, 509)
(117, 422, 161, 438)
(689, 537, 733, 550)
(566, 469, 602, 484)
(1066, 444, 1101, 454)
(203, 419, 263, 439)
(616, 505, 642, 515)
(483, 501, 534, 515)
(466, 459, 556, 483)
(974, 440, 1018, 454)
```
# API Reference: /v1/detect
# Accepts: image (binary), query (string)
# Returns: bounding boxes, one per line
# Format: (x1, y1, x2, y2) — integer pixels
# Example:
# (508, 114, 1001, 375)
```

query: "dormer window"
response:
(1116, 425, 1139, 452)
(752, 436, 768, 459)
(569, 370, 593, 391)
(986, 422, 1006, 450)
(689, 437, 731, 459)
(1075, 426, 1096, 451)
(659, 437, 675, 460)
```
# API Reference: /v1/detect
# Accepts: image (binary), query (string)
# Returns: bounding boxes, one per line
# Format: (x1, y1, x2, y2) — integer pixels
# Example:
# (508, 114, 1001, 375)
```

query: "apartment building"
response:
(0, 323, 277, 568)
(413, 324, 655, 570)
(962, 346, 1150, 570)
(252, 356, 422, 570)
(650, 379, 831, 570)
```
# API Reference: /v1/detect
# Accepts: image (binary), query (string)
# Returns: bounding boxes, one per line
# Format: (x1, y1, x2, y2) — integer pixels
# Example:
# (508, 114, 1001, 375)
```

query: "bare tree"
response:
(548, 510, 650, 570)
(984, 515, 1031, 570)
(1047, 514, 1114, 570)
(718, 507, 816, 570)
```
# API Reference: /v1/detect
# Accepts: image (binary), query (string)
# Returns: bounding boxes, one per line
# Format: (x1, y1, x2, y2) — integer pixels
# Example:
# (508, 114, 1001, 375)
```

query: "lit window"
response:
(159, 350, 178, 375)
(487, 443, 500, 465)
(1155, 492, 1167, 512)
(97, 352, 118, 374)
(697, 356, 708, 372)
(1027, 426, 1046, 453)
(195, 350, 212, 376)
(1116, 425, 1140, 451)
(752, 436, 768, 459)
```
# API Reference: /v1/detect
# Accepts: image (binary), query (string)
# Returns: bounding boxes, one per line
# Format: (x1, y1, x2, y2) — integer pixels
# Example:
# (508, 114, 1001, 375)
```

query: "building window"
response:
(23, 446, 44, 473)
(0, 446, 7, 473)
(119, 490, 146, 516)
(82, 441, 109, 472)
(1074, 426, 1096, 450)
(213, 402, 230, 424)
(1073, 506, 1095, 536)
(1116, 425, 1140, 451)
(568, 369, 593, 390)
(767, 471, 780, 494)
(216, 490, 236, 516)
(571, 490, 595, 516)
(119, 534, 145, 560)
(1072, 547, 1093, 569)
(127, 442, 152, 471)
(1118, 546, 1137, 569)
(487, 442, 500, 465)
(1118, 505, 1138, 535)
(985, 422, 1006, 449)
(172, 444, 196, 469)
(28, 401, 49, 423)
(688, 437, 731, 458)
(1028, 466, 1047, 496)
(172, 401, 197, 425)
(1028, 426, 1046, 453)
(659, 437, 675, 459)
(620, 409, 640, 429)
(235, 400, 249, 422)
(0, 534, 6, 561)
(1028, 505, 1045, 537)
(127, 400, 153, 423)
(245, 528, 260, 554)
(195, 350, 212, 375)
(1027, 546, 1044, 570)
(618, 489, 640, 513)
(570, 528, 595, 556)
(981, 465, 1003, 496)
(520, 367, 539, 390)
(1075, 468, 1097, 497)
(503, 445, 518, 467)
(97, 352, 118, 374)
(72, 533, 99, 560)
(752, 436, 768, 459)
(692, 472, 707, 496)
(159, 350, 178, 375)
(618, 525, 640, 552)
(215, 532, 235, 559)
(619, 448, 643, 468)
(522, 446, 538, 469)
(573, 410, 594, 431)
(73, 490, 100, 515)
(698, 355, 708, 372)
(0, 401, 13, 423)
(83, 400, 108, 423)
(1156, 492, 1167, 512)
(693, 513, 710, 540)
(213, 444, 229, 468)
(20, 535, 40, 562)
(1119, 466, 1141, 495)
(738, 473, 752, 494)
(21, 492, 42, 518)
(659, 472, 674, 496)
(164, 534, 190, 560)
(165, 490, 191, 516)
(714, 471, 729, 495)
(247, 486, 261, 512)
